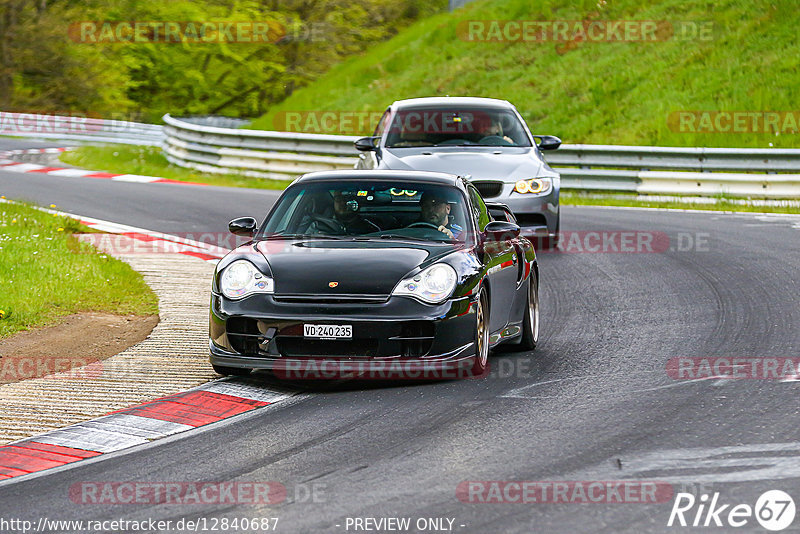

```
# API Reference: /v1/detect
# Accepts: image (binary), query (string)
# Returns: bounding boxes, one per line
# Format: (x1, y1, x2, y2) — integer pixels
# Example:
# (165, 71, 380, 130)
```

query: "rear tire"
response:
(470, 290, 490, 377)
(212, 364, 252, 377)
(518, 271, 540, 351)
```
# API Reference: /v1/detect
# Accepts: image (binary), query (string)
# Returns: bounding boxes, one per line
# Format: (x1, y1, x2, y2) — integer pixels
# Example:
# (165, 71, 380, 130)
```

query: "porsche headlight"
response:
(514, 177, 553, 195)
(220, 260, 274, 299)
(392, 263, 457, 304)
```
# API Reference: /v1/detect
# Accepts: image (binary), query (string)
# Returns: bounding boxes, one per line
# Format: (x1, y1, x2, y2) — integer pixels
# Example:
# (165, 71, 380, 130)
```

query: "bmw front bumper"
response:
(472, 179, 560, 243)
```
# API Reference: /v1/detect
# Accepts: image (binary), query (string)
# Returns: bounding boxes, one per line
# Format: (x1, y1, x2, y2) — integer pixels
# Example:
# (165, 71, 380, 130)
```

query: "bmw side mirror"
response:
(354, 136, 380, 152)
(228, 217, 258, 237)
(483, 220, 520, 241)
(535, 135, 561, 151)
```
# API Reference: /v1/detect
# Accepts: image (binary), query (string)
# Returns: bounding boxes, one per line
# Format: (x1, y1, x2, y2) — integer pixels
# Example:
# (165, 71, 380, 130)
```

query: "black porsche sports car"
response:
(209, 170, 540, 379)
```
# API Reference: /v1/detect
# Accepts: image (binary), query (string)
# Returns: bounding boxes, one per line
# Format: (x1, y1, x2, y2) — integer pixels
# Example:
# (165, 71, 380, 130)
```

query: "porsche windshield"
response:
(384, 107, 532, 148)
(260, 181, 471, 243)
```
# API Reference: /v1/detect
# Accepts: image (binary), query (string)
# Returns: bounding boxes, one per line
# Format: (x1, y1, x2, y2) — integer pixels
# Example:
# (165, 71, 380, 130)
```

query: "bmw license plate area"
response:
(304, 324, 352, 339)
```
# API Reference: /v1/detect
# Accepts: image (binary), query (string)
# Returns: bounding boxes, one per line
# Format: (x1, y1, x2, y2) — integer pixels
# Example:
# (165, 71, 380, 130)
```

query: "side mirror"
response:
(535, 135, 561, 151)
(485, 202, 517, 224)
(228, 217, 258, 237)
(483, 220, 520, 242)
(354, 136, 380, 152)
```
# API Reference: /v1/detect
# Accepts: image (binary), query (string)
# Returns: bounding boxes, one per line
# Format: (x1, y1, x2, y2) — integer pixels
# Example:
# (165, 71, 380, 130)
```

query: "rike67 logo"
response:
(668, 490, 796, 531)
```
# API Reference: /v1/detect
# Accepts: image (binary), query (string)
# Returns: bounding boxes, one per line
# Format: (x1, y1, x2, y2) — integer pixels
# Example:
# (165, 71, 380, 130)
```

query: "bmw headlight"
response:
(220, 260, 274, 299)
(392, 263, 457, 304)
(514, 177, 553, 195)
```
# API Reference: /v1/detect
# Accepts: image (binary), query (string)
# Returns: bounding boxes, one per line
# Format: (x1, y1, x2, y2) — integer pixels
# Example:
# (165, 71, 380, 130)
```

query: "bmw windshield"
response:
(259, 181, 472, 244)
(384, 107, 532, 148)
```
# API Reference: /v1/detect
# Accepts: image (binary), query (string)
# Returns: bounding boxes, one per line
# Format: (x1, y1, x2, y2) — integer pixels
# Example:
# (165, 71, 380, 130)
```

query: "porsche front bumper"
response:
(209, 292, 482, 378)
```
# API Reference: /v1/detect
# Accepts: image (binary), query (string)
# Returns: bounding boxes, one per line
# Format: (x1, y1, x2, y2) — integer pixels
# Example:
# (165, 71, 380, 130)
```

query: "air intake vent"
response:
(473, 181, 503, 199)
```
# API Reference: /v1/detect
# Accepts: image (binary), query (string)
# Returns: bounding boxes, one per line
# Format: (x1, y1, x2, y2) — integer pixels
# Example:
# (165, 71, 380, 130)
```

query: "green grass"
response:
(59, 145, 292, 190)
(0, 202, 158, 339)
(560, 191, 800, 214)
(249, 0, 799, 149)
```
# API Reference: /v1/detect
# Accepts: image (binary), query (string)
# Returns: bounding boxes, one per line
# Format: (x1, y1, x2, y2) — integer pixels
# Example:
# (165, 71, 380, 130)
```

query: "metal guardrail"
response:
(0, 112, 164, 146)
(7, 112, 794, 198)
(547, 144, 800, 172)
(162, 114, 800, 197)
(162, 114, 359, 179)
(549, 144, 800, 197)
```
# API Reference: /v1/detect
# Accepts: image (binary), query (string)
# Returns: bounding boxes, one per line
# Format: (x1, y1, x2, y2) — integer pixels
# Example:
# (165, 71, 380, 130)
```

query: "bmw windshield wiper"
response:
(471, 144, 519, 147)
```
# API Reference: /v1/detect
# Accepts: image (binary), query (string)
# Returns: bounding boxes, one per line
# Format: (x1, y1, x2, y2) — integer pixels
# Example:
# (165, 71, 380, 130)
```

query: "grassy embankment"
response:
(251, 0, 798, 148)
(59, 0, 799, 212)
(0, 201, 158, 339)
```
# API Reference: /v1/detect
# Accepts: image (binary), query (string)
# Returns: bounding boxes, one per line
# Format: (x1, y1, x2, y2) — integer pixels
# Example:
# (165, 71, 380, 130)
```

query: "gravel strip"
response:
(0, 254, 217, 445)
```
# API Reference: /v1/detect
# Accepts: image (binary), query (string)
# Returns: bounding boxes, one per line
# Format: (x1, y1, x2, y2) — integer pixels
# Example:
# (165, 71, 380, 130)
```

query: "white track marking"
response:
(570, 442, 800, 484)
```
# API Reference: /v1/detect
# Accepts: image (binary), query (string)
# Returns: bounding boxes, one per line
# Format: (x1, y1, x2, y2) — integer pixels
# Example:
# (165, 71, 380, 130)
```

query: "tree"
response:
(0, 0, 444, 119)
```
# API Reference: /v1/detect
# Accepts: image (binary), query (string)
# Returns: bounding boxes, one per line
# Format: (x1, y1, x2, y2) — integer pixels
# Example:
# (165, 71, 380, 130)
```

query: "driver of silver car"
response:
(478, 116, 514, 144)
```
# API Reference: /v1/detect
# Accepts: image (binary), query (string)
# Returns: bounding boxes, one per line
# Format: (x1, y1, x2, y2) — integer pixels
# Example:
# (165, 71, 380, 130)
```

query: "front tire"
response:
(470, 290, 490, 377)
(212, 364, 252, 377)
(518, 270, 540, 351)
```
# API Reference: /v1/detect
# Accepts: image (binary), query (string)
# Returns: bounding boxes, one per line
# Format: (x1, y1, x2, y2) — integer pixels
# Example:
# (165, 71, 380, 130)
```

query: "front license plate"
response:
(304, 324, 352, 339)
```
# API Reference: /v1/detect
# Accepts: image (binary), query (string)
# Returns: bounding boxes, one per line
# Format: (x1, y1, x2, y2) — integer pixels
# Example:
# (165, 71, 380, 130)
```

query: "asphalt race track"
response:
(1, 139, 799, 533)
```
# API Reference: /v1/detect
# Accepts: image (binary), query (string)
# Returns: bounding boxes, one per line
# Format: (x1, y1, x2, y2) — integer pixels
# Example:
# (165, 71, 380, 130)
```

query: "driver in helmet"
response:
(413, 191, 462, 239)
(332, 191, 380, 234)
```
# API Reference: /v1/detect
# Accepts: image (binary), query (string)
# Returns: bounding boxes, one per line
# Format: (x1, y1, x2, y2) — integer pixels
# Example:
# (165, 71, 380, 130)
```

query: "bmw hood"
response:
(255, 240, 453, 296)
(381, 147, 543, 181)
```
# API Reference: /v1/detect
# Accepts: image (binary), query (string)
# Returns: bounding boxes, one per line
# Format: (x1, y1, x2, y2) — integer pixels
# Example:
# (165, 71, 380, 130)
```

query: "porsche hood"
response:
(255, 240, 453, 296)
